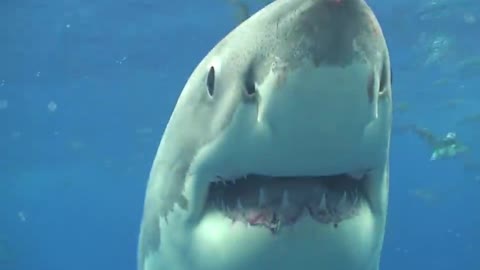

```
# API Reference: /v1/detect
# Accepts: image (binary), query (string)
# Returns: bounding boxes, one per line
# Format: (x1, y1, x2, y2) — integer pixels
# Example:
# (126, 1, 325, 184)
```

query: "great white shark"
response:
(138, 0, 393, 269)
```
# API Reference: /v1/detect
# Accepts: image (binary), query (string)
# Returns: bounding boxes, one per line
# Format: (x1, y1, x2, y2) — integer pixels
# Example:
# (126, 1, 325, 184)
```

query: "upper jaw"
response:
(182, 147, 390, 229)
(182, 122, 389, 222)
(206, 172, 372, 204)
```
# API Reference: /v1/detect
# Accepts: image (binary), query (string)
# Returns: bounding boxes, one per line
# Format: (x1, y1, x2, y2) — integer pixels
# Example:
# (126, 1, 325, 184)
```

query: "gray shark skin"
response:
(138, 0, 392, 269)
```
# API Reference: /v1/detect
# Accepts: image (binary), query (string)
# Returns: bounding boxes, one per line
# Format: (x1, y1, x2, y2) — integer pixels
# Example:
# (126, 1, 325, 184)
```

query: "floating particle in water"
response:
(17, 211, 26, 222)
(47, 101, 57, 112)
(35, 71, 41, 77)
(116, 56, 128, 64)
(447, 229, 462, 238)
(0, 99, 7, 110)
(66, 24, 71, 28)
(104, 159, 113, 168)
(70, 140, 85, 151)
(10, 131, 21, 139)
(464, 13, 476, 24)
(0, 80, 5, 87)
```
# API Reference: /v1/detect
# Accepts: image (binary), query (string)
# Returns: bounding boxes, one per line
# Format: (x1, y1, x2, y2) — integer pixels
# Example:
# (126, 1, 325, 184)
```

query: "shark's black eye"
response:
(206, 66, 215, 97)
(245, 78, 256, 96)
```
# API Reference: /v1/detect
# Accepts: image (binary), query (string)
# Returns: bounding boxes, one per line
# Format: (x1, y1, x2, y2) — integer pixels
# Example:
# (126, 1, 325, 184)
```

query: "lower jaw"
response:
(185, 205, 379, 270)
(204, 199, 366, 233)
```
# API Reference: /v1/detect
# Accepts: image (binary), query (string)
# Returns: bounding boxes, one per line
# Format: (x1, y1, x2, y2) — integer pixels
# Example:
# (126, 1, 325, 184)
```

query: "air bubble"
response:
(47, 101, 57, 112)
(0, 99, 8, 110)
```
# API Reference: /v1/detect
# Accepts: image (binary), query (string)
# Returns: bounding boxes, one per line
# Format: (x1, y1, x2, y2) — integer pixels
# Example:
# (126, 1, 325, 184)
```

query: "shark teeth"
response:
(259, 188, 267, 206)
(236, 198, 244, 210)
(281, 190, 289, 208)
(207, 172, 366, 230)
(221, 200, 226, 211)
(347, 171, 366, 180)
(319, 193, 327, 210)
(337, 192, 349, 212)
(214, 175, 238, 184)
(352, 189, 359, 205)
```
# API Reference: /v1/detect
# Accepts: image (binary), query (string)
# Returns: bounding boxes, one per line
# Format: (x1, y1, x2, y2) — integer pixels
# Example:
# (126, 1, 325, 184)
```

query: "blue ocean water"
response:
(1, 0, 479, 269)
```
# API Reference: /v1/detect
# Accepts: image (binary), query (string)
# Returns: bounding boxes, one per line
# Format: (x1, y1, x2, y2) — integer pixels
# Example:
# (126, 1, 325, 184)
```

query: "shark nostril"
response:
(245, 79, 257, 96)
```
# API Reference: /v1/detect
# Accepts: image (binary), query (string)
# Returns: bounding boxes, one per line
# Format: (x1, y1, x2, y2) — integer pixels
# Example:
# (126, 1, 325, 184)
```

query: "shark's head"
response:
(138, 0, 392, 269)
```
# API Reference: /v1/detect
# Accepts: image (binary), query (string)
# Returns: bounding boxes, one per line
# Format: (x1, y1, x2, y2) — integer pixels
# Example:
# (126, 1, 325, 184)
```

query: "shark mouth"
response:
(205, 172, 369, 233)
